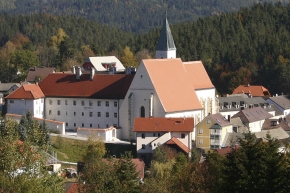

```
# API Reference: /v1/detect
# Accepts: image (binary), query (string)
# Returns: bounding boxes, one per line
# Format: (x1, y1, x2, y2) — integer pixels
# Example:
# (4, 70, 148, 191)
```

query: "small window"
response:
(66, 111, 68, 115)
(106, 112, 109, 117)
(98, 124, 100, 128)
(142, 144, 146, 149)
(49, 110, 52, 115)
(181, 133, 185, 138)
(66, 123, 68, 126)
(142, 133, 145, 139)
(98, 112, 101, 117)
(74, 112, 76, 116)
(41, 99, 44, 103)
(82, 112, 84, 116)
(114, 113, 117, 118)
(199, 129, 203, 134)
(98, 101, 101, 106)
(90, 112, 93, 117)
(65, 100, 68, 105)
(89, 101, 93, 106)
(73, 101, 76, 105)
(82, 123, 84, 127)
(57, 111, 61, 115)
(153, 133, 156, 137)
(90, 124, 92, 127)
(199, 139, 203, 144)
(57, 100, 60, 105)
(74, 123, 76, 127)
(114, 102, 117, 107)
(206, 119, 211, 124)
(49, 100, 52, 105)
(106, 124, 109, 128)
(81, 101, 85, 106)
(106, 101, 109, 106)
(113, 124, 117, 127)
(158, 133, 161, 137)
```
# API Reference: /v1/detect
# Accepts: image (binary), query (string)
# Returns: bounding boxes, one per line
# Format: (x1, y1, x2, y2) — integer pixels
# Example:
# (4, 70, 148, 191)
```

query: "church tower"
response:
(155, 13, 176, 59)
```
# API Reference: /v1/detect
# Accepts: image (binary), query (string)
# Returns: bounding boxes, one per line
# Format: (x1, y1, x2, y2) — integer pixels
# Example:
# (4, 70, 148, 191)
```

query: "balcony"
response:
(210, 134, 221, 139)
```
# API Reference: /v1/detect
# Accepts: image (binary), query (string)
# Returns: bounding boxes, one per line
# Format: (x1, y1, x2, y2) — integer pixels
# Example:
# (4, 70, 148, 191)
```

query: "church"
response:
(119, 16, 218, 141)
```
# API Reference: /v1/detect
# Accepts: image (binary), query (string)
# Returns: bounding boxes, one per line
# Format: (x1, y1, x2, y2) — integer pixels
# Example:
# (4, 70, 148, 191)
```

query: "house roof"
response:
(254, 127, 289, 141)
(142, 58, 207, 112)
(208, 113, 232, 127)
(156, 17, 176, 51)
(232, 107, 273, 123)
(82, 56, 125, 71)
(183, 61, 215, 90)
(5, 84, 45, 99)
(262, 118, 290, 131)
(267, 95, 290, 110)
(166, 136, 190, 153)
(0, 83, 21, 92)
(232, 85, 271, 96)
(38, 73, 134, 99)
(133, 117, 194, 132)
(26, 67, 55, 82)
(215, 146, 239, 157)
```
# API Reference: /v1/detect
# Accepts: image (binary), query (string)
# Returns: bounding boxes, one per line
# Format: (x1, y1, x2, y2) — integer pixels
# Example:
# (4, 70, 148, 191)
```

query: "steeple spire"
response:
(155, 12, 176, 59)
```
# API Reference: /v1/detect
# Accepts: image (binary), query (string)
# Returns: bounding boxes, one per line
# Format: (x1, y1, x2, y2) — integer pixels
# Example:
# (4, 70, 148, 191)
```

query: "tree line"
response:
(1, 3, 290, 95)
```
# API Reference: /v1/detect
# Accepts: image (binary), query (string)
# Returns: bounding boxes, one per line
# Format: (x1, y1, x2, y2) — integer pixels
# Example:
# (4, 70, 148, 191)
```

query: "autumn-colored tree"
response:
(47, 28, 68, 48)
(11, 33, 30, 49)
(120, 46, 138, 67)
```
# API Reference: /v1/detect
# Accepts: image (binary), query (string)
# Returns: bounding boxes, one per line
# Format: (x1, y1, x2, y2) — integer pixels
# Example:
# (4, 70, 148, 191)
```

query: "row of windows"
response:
(141, 133, 185, 138)
(66, 123, 118, 128)
(10, 99, 44, 104)
(48, 110, 118, 118)
(50, 100, 118, 107)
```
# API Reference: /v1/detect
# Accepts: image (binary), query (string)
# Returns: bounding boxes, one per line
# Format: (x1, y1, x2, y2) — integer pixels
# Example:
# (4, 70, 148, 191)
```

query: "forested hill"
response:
(0, 0, 289, 33)
(1, 3, 290, 95)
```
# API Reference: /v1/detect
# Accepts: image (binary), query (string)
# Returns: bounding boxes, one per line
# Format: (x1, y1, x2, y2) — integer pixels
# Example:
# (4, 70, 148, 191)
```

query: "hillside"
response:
(0, 0, 289, 33)
(1, 3, 290, 95)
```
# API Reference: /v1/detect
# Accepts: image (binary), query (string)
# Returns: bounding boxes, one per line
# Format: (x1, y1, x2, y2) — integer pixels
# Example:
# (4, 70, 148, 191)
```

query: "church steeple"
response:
(156, 12, 176, 59)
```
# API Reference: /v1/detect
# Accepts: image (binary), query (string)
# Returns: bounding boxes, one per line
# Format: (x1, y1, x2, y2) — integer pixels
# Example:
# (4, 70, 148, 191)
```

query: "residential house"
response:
(232, 84, 271, 97)
(218, 94, 279, 119)
(0, 82, 22, 114)
(26, 66, 55, 83)
(5, 84, 45, 118)
(134, 117, 194, 165)
(196, 113, 232, 153)
(232, 107, 273, 132)
(38, 66, 134, 132)
(266, 95, 290, 117)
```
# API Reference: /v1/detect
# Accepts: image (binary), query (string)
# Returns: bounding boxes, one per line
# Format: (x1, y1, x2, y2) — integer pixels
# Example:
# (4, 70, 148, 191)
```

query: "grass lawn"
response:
(49, 136, 137, 163)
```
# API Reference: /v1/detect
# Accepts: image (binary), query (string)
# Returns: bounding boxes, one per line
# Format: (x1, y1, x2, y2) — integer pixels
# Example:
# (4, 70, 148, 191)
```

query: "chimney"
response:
(90, 67, 95, 81)
(76, 66, 82, 80)
(228, 115, 231, 122)
(71, 66, 76, 74)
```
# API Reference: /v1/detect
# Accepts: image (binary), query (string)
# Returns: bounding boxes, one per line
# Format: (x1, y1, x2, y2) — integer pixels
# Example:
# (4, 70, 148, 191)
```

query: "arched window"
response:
(140, 106, 145, 117)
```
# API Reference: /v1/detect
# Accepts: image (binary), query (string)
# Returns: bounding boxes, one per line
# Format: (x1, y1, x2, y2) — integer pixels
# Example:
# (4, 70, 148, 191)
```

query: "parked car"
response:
(63, 168, 77, 178)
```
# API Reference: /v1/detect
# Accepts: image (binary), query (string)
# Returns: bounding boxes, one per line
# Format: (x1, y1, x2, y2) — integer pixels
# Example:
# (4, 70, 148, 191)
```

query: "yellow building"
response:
(196, 113, 232, 153)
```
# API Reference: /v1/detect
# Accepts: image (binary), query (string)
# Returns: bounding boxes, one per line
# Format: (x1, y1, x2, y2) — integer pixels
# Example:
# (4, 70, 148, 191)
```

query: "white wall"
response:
(45, 97, 119, 131)
(156, 50, 176, 59)
(7, 98, 41, 117)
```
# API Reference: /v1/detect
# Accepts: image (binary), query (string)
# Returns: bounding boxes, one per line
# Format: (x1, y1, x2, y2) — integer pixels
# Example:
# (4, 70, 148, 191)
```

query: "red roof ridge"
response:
(166, 136, 190, 153)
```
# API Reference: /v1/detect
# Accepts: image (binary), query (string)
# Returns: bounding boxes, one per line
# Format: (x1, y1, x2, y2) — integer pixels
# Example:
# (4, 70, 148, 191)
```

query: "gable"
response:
(143, 58, 202, 112)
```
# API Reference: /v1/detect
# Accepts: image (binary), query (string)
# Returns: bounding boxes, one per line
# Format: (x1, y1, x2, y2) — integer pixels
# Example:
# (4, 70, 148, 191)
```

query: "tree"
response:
(0, 117, 64, 193)
(120, 46, 138, 67)
(221, 132, 290, 193)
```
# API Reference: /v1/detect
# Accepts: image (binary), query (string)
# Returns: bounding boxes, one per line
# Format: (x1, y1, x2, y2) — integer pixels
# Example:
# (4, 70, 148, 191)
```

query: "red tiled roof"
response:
(39, 73, 134, 99)
(133, 117, 194, 132)
(233, 85, 271, 96)
(215, 146, 239, 156)
(166, 137, 190, 154)
(5, 84, 45, 99)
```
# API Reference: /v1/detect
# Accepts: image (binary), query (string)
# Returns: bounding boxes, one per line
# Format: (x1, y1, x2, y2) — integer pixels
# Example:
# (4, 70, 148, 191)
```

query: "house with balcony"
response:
(134, 117, 194, 165)
(196, 113, 232, 153)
